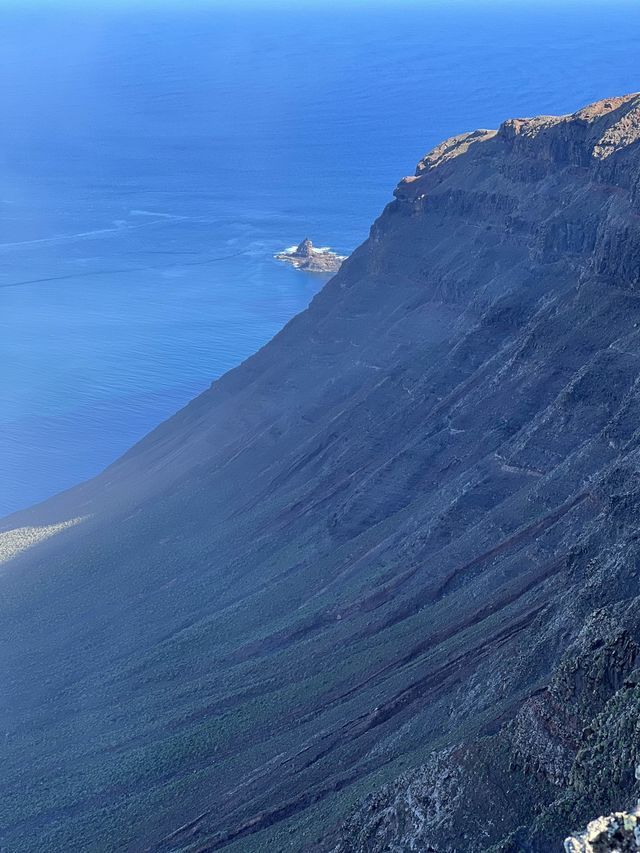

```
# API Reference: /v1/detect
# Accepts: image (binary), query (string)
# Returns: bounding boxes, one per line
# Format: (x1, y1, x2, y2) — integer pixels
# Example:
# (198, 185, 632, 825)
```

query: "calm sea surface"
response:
(1, 1, 639, 516)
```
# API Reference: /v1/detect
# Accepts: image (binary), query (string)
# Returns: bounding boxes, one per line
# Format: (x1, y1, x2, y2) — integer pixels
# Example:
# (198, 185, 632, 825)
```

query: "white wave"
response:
(280, 244, 335, 255)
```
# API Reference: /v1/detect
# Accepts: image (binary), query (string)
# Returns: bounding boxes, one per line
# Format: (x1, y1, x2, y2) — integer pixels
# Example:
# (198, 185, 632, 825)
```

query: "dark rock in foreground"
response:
(2, 93, 640, 853)
(275, 237, 346, 273)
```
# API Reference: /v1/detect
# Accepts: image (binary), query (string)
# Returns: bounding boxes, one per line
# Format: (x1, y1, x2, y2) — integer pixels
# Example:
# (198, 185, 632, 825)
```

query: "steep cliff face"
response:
(2, 94, 640, 853)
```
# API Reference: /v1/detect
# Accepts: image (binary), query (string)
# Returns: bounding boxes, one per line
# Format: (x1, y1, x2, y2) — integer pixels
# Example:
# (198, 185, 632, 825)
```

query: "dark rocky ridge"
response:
(2, 94, 640, 852)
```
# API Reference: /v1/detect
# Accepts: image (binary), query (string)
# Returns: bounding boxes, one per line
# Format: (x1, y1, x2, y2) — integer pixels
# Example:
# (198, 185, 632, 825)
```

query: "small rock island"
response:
(275, 238, 347, 274)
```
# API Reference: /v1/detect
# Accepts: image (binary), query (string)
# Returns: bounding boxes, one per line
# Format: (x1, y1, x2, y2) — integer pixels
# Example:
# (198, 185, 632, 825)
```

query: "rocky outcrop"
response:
(329, 601, 640, 852)
(3, 95, 640, 853)
(565, 805, 640, 853)
(275, 237, 346, 273)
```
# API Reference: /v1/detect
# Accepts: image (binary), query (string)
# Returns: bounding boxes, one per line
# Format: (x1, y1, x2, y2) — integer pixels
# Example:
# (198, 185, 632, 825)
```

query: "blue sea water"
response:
(1, 1, 639, 517)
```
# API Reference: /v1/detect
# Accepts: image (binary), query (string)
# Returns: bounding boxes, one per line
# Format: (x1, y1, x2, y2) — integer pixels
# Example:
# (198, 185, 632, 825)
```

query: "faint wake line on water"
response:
(0, 250, 249, 290)
(122, 250, 202, 255)
(129, 209, 187, 219)
(0, 216, 187, 251)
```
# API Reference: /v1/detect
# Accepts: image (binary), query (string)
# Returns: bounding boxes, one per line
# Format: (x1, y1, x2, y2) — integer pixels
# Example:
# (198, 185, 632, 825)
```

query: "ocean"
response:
(1, 0, 639, 517)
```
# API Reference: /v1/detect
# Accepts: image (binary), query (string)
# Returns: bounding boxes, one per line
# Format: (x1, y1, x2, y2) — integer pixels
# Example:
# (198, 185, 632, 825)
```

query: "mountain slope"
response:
(2, 93, 640, 853)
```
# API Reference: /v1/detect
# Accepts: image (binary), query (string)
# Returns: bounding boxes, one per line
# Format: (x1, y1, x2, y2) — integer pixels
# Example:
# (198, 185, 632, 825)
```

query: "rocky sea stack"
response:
(2, 94, 640, 853)
(275, 237, 346, 273)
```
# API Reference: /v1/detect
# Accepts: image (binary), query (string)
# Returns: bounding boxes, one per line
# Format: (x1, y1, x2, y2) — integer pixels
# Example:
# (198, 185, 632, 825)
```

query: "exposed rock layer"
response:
(2, 94, 640, 852)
